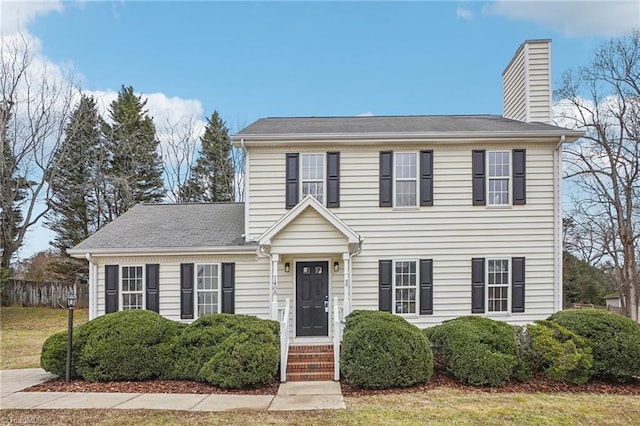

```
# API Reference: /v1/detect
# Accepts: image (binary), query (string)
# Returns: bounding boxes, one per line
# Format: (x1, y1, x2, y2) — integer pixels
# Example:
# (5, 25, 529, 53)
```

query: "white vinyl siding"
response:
(394, 152, 418, 207)
(196, 264, 220, 316)
(121, 266, 143, 310)
(487, 259, 509, 312)
(301, 153, 324, 203)
(488, 151, 510, 206)
(394, 260, 417, 314)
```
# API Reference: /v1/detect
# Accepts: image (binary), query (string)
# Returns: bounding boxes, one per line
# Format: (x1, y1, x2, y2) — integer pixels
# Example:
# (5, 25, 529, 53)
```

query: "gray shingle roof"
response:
(70, 203, 251, 253)
(233, 115, 575, 137)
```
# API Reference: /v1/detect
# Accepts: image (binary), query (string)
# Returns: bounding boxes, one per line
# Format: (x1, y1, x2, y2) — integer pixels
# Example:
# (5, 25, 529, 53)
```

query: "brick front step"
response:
(286, 371, 334, 381)
(286, 345, 335, 381)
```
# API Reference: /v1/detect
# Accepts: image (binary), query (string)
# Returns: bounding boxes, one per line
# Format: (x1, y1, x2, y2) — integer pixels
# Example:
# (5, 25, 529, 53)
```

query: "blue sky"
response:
(2, 0, 639, 258)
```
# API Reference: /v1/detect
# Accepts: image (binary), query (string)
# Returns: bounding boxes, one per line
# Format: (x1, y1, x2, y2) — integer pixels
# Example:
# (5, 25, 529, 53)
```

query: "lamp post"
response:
(66, 293, 76, 383)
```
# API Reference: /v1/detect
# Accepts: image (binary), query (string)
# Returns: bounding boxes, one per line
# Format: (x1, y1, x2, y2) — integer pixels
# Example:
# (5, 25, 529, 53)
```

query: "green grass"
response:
(1, 391, 639, 425)
(0, 306, 88, 369)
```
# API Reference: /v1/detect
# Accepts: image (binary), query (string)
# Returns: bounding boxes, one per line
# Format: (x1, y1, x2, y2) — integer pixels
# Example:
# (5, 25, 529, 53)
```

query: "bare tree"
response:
(159, 116, 201, 203)
(232, 120, 247, 202)
(557, 29, 640, 321)
(1, 34, 79, 268)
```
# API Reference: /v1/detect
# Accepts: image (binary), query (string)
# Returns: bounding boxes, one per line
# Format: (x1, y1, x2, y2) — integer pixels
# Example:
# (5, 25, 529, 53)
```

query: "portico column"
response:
(343, 252, 351, 314)
(271, 253, 279, 320)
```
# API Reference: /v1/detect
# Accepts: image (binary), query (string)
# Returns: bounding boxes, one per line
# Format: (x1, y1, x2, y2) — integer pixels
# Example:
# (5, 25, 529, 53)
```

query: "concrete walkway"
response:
(0, 369, 345, 412)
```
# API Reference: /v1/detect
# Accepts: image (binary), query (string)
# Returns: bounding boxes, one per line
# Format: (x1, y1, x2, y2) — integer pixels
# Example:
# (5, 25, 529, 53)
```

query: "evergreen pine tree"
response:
(179, 111, 235, 202)
(46, 95, 103, 252)
(102, 85, 165, 216)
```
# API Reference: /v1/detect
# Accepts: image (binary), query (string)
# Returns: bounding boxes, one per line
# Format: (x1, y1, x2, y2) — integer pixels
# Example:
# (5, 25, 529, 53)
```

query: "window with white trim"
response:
(301, 153, 324, 203)
(121, 266, 143, 310)
(488, 151, 510, 206)
(394, 152, 418, 207)
(196, 264, 220, 317)
(394, 260, 417, 314)
(487, 259, 509, 312)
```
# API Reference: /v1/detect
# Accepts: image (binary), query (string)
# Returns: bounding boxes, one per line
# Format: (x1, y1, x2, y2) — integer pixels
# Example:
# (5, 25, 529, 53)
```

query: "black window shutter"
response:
(419, 259, 433, 315)
(420, 150, 433, 206)
(379, 151, 393, 207)
(379, 260, 392, 312)
(285, 153, 299, 209)
(326, 151, 340, 208)
(471, 258, 485, 313)
(105, 265, 119, 314)
(221, 263, 235, 314)
(472, 150, 486, 206)
(513, 149, 526, 205)
(512, 257, 526, 313)
(145, 264, 160, 313)
(180, 263, 194, 319)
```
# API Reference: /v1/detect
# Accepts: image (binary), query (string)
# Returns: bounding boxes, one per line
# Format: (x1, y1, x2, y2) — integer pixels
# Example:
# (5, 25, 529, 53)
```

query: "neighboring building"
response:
(69, 39, 583, 380)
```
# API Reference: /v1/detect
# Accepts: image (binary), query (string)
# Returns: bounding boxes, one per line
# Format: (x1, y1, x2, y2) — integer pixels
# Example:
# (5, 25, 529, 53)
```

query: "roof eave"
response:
(232, 130, 584, 146)
(68, 245, 257, 258)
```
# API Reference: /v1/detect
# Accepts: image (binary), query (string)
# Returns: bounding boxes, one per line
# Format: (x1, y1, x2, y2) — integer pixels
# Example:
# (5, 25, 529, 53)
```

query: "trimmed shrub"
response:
(340, 310, 433, 389)
(199, 331, 279, 388)
(548, 309, 640, 382)
(76, 310, 182, 382)
(426, 316, 530, 386)
(522, 320, 592, 384)
(171, 313, 279, 381)
(41, 331, 71, 378)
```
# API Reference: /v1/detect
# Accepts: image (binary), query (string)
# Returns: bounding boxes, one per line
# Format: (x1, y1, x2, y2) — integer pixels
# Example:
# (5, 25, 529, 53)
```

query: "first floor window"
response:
(395, 152, 417, 207)
(488, 151, 510, 206)
(301, 153, 324, 203)
(394, 260, 417, 314)
(197, 264, 219, 317)
(487, 259, 509, 312)
(121, 266, 143, 310)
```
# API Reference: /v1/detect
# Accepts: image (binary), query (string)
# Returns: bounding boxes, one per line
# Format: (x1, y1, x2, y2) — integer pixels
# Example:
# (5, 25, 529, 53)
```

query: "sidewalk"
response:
(0, 369, 345, 412)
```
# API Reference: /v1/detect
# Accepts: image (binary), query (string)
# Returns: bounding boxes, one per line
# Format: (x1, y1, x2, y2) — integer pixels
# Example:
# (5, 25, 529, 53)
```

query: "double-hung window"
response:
(196, 264, 220, 317)
(394, 260, 417, 314)
(487, 259, 509, 312)
(121, 266, 144, 310)
(487, 151, 510, 206)
(301, 153, 324, 203)
(394, 152, 418, 207)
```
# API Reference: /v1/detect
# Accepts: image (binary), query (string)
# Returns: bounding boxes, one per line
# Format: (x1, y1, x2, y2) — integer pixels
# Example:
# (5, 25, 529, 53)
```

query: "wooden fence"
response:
(1, 280, 89, 308)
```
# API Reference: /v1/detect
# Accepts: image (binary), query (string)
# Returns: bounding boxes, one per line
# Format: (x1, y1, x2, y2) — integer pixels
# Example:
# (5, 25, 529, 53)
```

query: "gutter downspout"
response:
(553, 135, 565, 312)
(85, 253, 97, 320)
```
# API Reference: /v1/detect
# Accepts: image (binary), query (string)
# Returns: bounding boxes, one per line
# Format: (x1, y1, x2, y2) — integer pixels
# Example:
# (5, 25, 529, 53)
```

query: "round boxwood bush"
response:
(76, 310, 181, 382)
(522, 320, 593, 384)
(199, 330, 279, 388)
(171, 313, 279, 381)
(340, 310, 433, 389)
(425, 316, 530, 386)
(548, 309, 640, 382)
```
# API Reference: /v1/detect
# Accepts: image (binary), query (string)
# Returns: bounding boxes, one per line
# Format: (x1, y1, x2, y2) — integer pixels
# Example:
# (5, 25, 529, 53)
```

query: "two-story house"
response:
(69, 39, 583, 381)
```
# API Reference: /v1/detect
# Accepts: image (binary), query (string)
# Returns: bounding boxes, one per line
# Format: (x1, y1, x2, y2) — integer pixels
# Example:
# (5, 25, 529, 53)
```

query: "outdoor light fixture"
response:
(66, 293, 76, 383)
(284, 263, 290, 273)
(334, 261, 339, 272)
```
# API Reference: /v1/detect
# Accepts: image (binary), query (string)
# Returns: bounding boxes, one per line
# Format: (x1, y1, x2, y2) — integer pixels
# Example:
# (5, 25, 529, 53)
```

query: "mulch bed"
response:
(340, 372, 640, 397)
(25, 373, 640, 396)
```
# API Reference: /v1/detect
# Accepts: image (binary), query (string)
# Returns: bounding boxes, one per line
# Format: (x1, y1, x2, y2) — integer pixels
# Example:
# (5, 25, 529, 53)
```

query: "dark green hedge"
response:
(548, 309, 640, 382)
(425, 316, 530, 386)
(522, 320, 593, 384)
(340, 310, 433, 389)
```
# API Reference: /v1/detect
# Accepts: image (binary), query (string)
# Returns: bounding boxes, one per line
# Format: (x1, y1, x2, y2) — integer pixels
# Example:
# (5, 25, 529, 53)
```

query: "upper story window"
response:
(487, 151, 510, 206)
(487, 259, 509, 312)
(121, 266, 144, 310)
(301, 153, 324, 203)
(196, 264, 220, 317)
(394, 152, 418, 207)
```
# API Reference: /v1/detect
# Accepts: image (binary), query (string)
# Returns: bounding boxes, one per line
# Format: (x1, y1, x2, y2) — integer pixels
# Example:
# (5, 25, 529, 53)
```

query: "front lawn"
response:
(0, 307, 88, 369)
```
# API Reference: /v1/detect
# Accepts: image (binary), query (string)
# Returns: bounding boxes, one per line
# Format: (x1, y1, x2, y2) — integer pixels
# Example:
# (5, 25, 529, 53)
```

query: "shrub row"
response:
(340, 310, 433, 389)
(41, 311, 279, 388)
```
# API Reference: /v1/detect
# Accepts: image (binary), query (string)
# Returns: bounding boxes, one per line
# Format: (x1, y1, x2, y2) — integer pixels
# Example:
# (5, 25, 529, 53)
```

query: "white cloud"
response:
(456, 7, 474, 21)
(1, 0, 63, 35)
(484, 1, 639, 37)
(357, 112, 374, 117)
